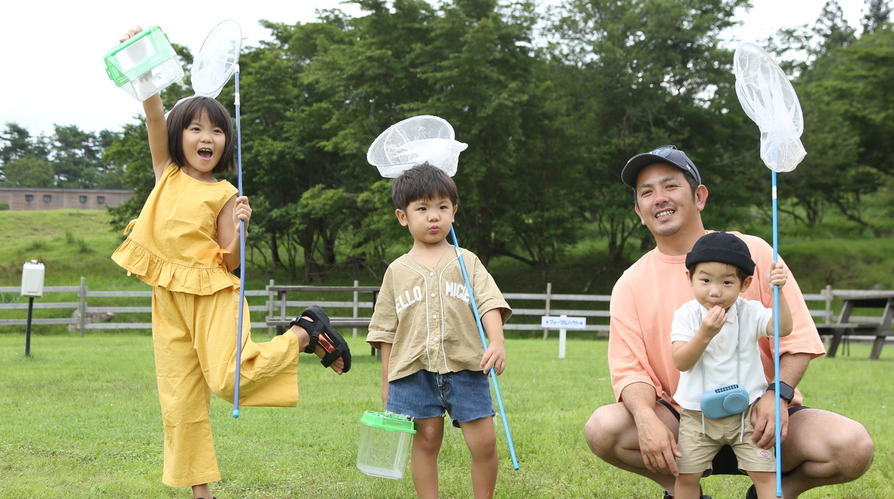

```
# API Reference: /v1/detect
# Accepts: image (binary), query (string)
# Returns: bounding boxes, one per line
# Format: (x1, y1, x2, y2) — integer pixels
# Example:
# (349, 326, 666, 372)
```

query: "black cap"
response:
(621, 145, 702, 188)
(685, 232, 755, 276)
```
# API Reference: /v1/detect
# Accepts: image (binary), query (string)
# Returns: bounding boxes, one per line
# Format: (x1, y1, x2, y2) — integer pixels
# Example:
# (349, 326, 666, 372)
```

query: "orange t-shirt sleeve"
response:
(608, 276, 662, 403)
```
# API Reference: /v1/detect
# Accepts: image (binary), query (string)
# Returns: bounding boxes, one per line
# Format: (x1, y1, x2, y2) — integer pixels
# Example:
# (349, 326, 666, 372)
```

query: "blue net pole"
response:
(772, 170, 782, 497)
(233, 64, 245, 419)
(449, 227, 520, 470)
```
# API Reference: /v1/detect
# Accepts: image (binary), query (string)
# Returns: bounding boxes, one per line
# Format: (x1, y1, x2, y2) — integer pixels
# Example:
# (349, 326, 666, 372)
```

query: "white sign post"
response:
(21, 260, 45, 357)
(541, 315, 586, 359)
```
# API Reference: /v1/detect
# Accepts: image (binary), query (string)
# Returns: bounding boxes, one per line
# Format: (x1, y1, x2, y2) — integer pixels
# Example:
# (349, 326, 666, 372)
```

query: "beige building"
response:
(0, 187, 133, 211)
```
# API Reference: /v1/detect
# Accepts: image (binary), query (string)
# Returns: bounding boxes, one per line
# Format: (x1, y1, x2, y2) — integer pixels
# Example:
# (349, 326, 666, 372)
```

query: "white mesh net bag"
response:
(734, 42, 806, 172)
(367, 115, 468, 178)
(192, 19, 242, 98)
(165, 20, 242, 117)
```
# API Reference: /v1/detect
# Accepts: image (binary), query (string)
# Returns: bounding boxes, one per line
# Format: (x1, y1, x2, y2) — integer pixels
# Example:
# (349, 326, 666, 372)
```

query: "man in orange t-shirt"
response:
(584, 145, 873, 499)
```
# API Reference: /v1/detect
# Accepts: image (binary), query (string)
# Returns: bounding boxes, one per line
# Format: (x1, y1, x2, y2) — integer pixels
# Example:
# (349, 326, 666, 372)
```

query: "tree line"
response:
(0, 123, 122, 189)
(2, 0, 891, 281)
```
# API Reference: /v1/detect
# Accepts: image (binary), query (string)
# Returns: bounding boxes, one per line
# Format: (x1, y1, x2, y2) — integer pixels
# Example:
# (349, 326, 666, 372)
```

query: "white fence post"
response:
(559, 315, 567, 359)
(78, 277, 88, 337)
(267, 279, 275, 337)
(542, 282, 552, 340)
(353, 280, 360, 338)
(824, 284, 833, 323)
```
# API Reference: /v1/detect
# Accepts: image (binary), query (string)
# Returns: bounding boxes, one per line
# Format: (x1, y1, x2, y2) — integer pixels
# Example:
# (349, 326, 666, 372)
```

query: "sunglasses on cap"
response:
(650, 145, 701, 185)
(621, 144, 702, 188)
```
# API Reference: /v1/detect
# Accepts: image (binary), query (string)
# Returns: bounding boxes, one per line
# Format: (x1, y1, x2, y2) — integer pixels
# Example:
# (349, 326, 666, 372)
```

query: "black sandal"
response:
(290, 305, 352, 373)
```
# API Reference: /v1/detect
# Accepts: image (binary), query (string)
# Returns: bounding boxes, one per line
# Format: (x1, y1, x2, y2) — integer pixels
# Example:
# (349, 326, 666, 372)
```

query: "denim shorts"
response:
(387, 370, 494, 424)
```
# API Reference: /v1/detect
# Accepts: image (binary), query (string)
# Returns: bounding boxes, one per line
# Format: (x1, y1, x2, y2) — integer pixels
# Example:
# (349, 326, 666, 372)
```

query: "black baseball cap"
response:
(685, 232, 755, 276)
(621, 145, 702, 188)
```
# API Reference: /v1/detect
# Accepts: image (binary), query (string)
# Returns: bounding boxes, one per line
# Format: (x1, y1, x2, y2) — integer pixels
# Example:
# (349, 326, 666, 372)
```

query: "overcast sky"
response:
(0, 0, 865, 138)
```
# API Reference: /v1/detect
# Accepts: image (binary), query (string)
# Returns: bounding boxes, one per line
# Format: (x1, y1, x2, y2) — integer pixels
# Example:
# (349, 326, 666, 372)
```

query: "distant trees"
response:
(3, 156, 54, 188)
(863, 0, 893, 34)
(780, 0, 892, 233)
(9, 0, 890, 281)
(228, 0, 569, 279)
(0, 123, 48, 165)
(0, 122, 124, 189)
(545, 0, 756, 257)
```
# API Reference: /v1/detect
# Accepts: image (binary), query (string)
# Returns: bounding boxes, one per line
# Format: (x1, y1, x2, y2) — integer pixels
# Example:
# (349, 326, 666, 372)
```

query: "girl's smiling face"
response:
(180, 111, 226, 181)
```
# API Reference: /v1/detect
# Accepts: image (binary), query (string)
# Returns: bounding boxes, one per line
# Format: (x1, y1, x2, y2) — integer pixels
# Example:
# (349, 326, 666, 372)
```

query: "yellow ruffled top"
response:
(112, 163, 240, 295)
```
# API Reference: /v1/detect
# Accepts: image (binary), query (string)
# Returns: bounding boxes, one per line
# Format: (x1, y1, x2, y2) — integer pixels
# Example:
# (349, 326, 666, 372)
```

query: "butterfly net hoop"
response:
(367, 115, 468, 178)
(192, 20, 242, 98)
(733, 42, 806, 172)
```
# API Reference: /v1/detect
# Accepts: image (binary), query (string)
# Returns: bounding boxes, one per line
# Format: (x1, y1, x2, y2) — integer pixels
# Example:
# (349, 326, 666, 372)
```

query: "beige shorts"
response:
(677, 404, 776, 474)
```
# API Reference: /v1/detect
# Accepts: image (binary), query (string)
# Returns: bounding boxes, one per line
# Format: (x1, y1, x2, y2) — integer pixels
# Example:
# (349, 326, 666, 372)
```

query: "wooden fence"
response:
(0, 280, 887, 341)
(803, 285, 890, 326)
(0, 279, 613, 338)
(0, 278, 274, 336)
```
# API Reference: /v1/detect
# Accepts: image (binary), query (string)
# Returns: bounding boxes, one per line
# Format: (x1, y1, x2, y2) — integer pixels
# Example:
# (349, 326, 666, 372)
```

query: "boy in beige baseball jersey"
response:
(367, 162, 511, 499)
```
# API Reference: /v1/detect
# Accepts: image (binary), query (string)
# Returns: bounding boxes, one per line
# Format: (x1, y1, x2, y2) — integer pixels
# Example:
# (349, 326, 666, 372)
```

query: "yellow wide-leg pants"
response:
(152, 286, 300, 487)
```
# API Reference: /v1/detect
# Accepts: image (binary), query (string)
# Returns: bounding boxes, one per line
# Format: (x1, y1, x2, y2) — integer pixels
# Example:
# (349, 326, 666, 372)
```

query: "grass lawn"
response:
(0, 334, 890, 498)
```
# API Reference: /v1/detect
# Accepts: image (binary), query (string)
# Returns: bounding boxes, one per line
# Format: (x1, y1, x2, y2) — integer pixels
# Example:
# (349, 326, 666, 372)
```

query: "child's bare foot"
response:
(191, 483, 212, 499)
(290, 324, 345, 373)
(315, 341, 346, 373)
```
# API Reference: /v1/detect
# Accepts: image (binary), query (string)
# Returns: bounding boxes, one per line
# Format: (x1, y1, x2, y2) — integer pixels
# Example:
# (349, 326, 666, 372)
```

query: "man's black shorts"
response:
(658, 399, 809, 475)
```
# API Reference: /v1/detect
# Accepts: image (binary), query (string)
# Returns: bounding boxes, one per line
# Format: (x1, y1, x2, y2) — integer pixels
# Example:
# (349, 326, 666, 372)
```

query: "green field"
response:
(0, 335, 890, 498)
(0, 209, 891, 497)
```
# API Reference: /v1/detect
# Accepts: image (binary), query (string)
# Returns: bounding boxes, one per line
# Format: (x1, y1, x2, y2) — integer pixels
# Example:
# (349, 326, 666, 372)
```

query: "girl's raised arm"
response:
(119, 26, 171, 182)
(143, 93, 171, 181)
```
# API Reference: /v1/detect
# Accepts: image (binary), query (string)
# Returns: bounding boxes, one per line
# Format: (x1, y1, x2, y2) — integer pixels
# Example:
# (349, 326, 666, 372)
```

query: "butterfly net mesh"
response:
(734, 43, 806, 172)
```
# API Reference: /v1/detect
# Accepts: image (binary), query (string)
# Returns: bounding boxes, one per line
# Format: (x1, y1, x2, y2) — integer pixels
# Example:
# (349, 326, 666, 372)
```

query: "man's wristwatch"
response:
(766, 381, 795, 403)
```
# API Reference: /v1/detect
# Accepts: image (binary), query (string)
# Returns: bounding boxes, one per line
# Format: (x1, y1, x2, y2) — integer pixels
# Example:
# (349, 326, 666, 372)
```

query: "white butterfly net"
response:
(367, 115, 468, 178)
(192, 20, 241, 98)
(734, 43, 806, 172)
(166, 20, 241, 117)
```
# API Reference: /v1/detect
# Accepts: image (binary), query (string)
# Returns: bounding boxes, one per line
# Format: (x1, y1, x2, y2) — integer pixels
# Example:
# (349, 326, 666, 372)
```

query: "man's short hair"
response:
(391, 162, 459, 211)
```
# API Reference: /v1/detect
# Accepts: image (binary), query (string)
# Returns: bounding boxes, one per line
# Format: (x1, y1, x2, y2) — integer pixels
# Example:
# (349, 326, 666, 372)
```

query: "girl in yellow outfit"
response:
(111, 26, 352, 499)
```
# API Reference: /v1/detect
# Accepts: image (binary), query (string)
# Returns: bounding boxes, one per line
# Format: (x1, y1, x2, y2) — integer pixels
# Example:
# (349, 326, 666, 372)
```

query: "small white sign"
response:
(541, 316, 586, 329)
(21, 260, 45, 298)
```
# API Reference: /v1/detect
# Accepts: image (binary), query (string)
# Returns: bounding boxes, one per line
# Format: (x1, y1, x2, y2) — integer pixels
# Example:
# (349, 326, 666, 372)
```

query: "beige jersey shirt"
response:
(367, 248, 511, 382)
